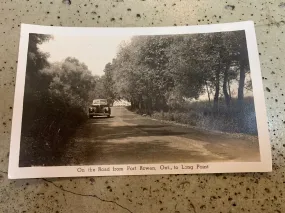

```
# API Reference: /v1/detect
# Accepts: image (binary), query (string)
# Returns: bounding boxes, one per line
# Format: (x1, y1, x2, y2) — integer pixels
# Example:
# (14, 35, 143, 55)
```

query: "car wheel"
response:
(107, 115, 111, 118)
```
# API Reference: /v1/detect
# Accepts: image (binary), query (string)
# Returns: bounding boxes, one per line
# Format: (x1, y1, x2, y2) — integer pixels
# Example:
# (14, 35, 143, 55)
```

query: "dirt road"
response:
(63, 107, 260, 165)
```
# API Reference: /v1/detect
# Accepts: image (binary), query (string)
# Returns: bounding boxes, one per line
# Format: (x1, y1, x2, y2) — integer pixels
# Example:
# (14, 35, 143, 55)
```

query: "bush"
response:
(19, 57, 96, 167)
(149, 97, 257, 135)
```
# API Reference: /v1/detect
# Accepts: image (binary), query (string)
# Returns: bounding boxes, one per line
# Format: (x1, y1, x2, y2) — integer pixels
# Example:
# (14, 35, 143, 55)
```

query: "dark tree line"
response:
(20, 34, 98, 166)
(99, 31, 251, 114)
(97, 31, 257, 134)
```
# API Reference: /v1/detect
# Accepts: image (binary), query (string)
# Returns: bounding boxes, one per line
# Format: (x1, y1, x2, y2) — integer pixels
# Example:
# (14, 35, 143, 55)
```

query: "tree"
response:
(92, 76, 106, 99)
(236, 32, 250, 105)
(206, 31, 248, 109)
(25, 34, 53, 92)
(22, 34, 53, 134)
(112, 35, 175, 113)
(41, 57, 96, 109)
(168, 39, 204, 100)
(221, 31, 250, 109)
(107, 31, 251, 114)
(102, 62, 117, 104)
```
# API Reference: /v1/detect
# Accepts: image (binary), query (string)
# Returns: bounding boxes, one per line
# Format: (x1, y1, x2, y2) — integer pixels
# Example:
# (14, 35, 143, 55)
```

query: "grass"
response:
(135, 97, 257, 135)
(19, 94, 88, 167)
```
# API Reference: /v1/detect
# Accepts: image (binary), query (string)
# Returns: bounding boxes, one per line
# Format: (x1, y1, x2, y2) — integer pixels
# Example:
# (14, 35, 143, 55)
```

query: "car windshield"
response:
(92, 99, 108, 105)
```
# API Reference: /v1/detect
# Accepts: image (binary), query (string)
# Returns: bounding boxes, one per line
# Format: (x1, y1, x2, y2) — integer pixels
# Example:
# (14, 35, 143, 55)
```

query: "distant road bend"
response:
(63, 107, 260, 165)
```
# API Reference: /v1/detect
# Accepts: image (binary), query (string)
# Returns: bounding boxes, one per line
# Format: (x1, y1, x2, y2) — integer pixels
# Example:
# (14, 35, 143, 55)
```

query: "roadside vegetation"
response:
(148, 97, 256, 134)
(20, 34, 98, 166)
(101, 31, 257, 135)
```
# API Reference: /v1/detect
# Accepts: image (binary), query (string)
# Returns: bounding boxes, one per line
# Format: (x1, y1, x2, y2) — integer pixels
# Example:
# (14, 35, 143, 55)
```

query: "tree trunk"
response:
(238, 62, 246, 108)
(228, 79, 231, 100)
(148, 98, 153, 115)
(131, 99, 134, 109)
(205, 81, 211, 104)
(143, 100, 147, 113)
(213, 69, 220, 111)
(237, 61, 247, 131)
(223, 67, 230, 107)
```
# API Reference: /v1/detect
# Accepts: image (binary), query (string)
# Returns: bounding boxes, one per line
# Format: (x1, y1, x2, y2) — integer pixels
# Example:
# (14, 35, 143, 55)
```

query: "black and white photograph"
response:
(9, 22, 271, 179)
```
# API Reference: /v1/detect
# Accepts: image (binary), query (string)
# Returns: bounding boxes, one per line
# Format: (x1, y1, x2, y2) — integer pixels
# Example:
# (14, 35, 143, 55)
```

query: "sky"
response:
(39, 35, 132, 76)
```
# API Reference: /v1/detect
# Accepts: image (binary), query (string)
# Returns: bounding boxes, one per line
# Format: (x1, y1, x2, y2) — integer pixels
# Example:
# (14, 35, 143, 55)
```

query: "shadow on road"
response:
(64, 116, 230, 165)
(64, 115, 204, 165)
(78, 120, 187, 140)
(60, 107, 260, 166)
(72, 139, 211, 165)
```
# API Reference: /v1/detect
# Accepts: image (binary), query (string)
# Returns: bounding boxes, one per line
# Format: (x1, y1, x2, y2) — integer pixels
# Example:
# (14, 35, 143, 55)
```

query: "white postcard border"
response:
(8, 21, 272, 179)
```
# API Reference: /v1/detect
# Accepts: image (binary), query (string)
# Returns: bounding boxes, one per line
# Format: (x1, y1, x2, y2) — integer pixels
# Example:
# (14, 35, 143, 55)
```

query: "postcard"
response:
(8, 21, 271, 179)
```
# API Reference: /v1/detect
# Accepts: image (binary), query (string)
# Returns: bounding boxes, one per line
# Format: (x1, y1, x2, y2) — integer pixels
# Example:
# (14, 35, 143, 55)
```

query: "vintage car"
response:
(89, 99, 111, 118)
